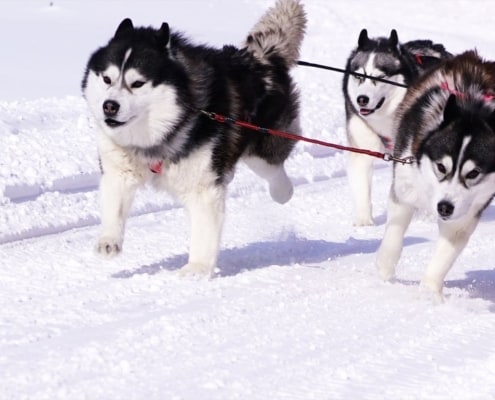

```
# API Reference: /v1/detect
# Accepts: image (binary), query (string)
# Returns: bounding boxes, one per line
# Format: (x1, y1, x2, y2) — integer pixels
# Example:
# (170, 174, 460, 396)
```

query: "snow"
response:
(1, 0, 495, 399)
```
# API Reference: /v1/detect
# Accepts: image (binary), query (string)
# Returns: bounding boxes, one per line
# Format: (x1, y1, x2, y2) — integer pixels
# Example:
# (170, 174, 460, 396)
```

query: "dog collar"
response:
(441, 81, 495, 101)
(378, 135, 393, 151)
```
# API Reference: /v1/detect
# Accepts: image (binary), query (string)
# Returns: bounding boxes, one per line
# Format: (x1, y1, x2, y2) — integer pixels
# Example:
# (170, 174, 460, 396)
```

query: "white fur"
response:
(346, 115, 384, 226)
(84, 65, 182, 149)
(347, 55, 407, 141)
(96, 136, 296, 277)
(96, 134, 147, 256)
(97, 137, 227, 277)
(346, 55, 407, 226)
(376, 142, 495, 300)
(243, 156, 293, 204)
(156, 144, 226, 277)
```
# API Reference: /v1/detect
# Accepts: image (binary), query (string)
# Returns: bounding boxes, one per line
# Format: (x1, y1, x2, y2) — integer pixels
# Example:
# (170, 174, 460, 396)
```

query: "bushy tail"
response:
(244, 0, 306, 67)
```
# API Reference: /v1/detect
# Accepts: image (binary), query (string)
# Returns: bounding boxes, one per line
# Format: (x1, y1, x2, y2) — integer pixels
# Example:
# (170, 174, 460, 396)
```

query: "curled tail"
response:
(244, 0, 307, 67)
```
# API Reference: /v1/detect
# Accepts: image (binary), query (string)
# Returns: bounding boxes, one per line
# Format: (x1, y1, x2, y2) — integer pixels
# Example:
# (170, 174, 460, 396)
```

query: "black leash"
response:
(297, 60, 409, 89)
(185, 60, 418, 164)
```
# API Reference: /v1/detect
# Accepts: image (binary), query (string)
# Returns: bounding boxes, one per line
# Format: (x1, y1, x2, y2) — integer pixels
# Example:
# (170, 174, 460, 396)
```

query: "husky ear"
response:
(115, 18, 134, 38)
(389, 29, 399, 48)
(157, 22, 170, 47)
(442, 94, 459, 126)
(358, 29, 369, 48)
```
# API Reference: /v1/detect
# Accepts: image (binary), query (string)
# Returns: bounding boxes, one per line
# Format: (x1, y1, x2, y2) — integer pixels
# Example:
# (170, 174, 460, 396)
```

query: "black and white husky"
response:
(376, 51, 495, 300)
(82, 0, 306, 276)
(343, 29, 451, 225)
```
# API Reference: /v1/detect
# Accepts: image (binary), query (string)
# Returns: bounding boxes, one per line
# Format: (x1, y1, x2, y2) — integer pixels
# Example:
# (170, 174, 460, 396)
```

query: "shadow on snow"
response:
(446, 270, 495, 311)
(112, 234, 495, 310)
(113, 233, 426, 279)
(396, 269, 495, 311)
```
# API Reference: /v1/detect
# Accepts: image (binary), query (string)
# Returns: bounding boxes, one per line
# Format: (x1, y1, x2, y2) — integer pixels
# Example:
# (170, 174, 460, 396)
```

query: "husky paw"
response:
(419, 281, 445, 304)
(353, 216, 374, 227)
(269, 174, 293, 204)
(377, 264, 395, 282)
(178, 262, 213, 278)
(96, 237, 122, 258)
(376, 252, 396, 281)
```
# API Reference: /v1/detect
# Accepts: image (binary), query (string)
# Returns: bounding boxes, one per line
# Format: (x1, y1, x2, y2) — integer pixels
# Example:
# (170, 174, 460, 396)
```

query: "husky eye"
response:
(465, 169, 481, 180)
(131, 80, 145, 89)
(436, 163, 447, 174)
(103, 76, 111, 85)
(354, 75, 365, 84)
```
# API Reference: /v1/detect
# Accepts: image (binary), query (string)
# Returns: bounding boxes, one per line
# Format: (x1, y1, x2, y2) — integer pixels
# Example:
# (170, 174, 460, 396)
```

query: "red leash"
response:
(200, 110, 415, 164)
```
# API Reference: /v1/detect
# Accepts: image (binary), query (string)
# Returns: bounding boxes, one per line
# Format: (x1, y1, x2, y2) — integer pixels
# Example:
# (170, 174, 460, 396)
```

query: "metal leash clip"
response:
(383, 153, 415, 164)
(200, 110, 217, 120)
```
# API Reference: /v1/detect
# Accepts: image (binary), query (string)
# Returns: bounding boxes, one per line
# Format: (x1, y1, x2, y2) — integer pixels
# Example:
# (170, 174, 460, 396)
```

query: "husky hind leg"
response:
(243, 156, 293, 204)
(241, 0, 305, 205)
(179, 185, 226, 277)
(243, 115, 301, 204)
(243, 123, 296, 205)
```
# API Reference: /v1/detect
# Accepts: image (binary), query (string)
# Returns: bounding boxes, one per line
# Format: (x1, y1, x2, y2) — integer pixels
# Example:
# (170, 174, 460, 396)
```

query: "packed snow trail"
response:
(1, 1, 495, 399)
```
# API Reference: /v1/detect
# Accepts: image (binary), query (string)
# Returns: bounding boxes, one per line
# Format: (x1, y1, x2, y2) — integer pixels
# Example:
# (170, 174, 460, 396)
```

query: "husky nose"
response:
(357, 95, 369, 107)
(437, 200, 454, 218)
(103, 100, 120, 117)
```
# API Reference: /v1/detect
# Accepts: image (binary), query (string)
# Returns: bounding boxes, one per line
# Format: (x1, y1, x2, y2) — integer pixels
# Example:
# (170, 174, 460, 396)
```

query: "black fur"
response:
(82, 19, 300, 183)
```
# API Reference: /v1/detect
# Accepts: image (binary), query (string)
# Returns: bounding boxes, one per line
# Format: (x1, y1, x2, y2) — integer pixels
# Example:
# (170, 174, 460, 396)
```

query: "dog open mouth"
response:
(359, 97, 385, 116)
(105, 118, 126, 128)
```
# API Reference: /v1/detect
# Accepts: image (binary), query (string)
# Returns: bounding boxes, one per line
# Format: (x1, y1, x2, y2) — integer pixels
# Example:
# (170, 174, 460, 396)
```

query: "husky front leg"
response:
(421, 215, 479, 299)
(97, 167, 140, 257)
(96, 166, 138, 257)
(180, 185, 226, 277)
(376, 190, 415, 281)
(95, 137, 142, 257)
(346, 116, 383, 226)
(347, 152, 375, 226)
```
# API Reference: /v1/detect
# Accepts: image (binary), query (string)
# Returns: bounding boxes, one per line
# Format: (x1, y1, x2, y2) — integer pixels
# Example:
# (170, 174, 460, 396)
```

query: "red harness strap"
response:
(441, 81, 495, 101)
(203, 111, 414, 164)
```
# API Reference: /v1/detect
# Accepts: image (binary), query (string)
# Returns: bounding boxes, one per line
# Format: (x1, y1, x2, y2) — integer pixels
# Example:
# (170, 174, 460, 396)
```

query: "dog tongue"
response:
(360, 108, 372, 116)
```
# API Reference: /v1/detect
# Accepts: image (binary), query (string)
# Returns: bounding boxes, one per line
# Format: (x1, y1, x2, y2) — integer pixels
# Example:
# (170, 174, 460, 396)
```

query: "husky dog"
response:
(343, 29, 451, 225)
(82, 0, 306, 276)
(376, 51, 495, 299)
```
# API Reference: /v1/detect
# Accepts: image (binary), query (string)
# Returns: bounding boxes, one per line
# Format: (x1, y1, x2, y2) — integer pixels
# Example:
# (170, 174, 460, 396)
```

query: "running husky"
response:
(343, 29, 451, 225)
(82, 0, 306, 276)
(376, 51, 495, 299)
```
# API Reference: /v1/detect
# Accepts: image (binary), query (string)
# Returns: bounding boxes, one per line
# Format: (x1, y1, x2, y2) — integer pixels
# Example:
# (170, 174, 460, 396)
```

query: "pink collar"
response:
(441, 81, 495, 101)
(149, 160, 163, 174)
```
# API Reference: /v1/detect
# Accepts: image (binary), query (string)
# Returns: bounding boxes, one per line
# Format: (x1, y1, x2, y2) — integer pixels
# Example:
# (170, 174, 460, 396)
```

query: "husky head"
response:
(346, 29, 407, 119)
(82, 18, 187, 149)
(418, 94, 495, 221)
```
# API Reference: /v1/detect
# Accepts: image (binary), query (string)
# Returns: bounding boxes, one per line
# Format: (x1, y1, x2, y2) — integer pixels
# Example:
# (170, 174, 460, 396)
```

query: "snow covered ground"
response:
(1, 1, 495, 399)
